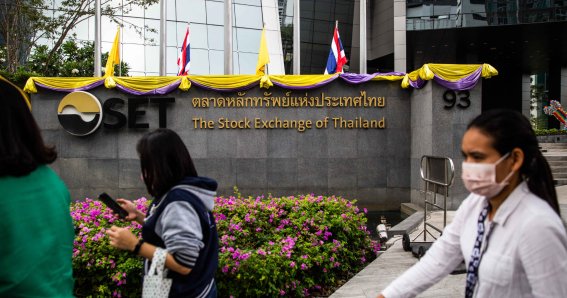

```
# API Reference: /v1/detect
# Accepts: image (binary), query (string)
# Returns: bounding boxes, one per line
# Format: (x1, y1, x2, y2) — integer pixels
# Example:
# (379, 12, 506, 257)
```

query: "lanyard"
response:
(465, 204, 494, 298)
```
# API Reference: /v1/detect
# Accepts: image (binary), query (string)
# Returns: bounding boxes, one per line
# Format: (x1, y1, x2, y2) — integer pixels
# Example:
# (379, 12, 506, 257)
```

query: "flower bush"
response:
(214, 192, 380, 297)
(70, 193, 379, 297)
(71, 198, 148, 297)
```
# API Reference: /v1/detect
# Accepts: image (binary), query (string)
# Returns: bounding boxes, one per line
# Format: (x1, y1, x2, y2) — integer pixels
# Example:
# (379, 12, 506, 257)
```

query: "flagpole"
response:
(94, 0, 101, 77)
(264, 23, 268, 75)
(360, 0, 367, 74)
(224, 0, 233, 74)
(292, 0, 300, 75)
(159, 0, 167, 76)
(119, 26, 122, 76)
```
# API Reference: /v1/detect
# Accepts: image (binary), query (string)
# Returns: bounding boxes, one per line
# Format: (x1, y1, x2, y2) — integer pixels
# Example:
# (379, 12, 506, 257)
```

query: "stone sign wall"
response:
(31, 79, 481, 210)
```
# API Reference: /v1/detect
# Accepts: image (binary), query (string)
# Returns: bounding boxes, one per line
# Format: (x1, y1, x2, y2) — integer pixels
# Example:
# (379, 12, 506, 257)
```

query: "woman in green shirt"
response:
(0, 77, 74, 297)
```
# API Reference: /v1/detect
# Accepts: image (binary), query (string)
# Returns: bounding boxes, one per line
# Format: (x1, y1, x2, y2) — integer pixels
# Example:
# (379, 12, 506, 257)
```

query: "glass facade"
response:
(407, 0, 567, 31)
(279, 0, 355, 74)
(41, 0, 283, 75)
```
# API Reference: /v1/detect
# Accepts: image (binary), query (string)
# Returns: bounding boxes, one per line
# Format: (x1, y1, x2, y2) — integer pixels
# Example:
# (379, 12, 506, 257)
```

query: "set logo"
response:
(57, 91, 103, 136)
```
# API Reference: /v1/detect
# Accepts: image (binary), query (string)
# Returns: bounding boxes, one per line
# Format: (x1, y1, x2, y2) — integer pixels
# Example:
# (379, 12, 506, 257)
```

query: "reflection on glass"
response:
(166, 0, 176, 20)
(234, 0, 261, 5)
(232, 51, 240, 74)
(101, 17, 116, 42)
(235, 4, 263, 29)
(167, 21, 177, 47)
(209, 50, 224, 74)
(178, 0, 206, 23)
(146, 2, 160, 19)
(206, 1, 224, 25)
(123, 44, 145, 73)
(207, 25, 224, 50)
(190, 49, 210, 75)
(166, 46, 179, 74)
(236, 28, 262, 53)
(123, 17, 144, 44)
(238, 52, 258, 74)
(145, 45, 159, 73)
(145, 19, 160, 45)
(190, 23, 209, 49)
(70, 17, 91, 41)
(126, 2, 145, 18)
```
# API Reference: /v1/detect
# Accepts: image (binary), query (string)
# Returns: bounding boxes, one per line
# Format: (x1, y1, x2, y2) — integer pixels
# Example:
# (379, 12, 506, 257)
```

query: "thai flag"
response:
(324, 23, 347, 74)
(177, 25, 190, 76)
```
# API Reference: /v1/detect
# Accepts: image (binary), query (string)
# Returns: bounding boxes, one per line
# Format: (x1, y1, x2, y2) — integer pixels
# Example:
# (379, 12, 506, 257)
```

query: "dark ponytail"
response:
(468, 109, 560, 216)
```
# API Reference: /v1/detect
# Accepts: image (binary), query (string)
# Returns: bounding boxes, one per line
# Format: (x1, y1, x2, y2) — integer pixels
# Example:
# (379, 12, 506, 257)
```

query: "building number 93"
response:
(443, 90, 470, 110)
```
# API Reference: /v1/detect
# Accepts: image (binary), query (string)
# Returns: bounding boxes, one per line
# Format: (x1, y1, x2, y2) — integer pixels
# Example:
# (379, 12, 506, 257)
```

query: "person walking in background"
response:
(0, 76, 75, 297)
(378, 109, 567, 298)
(107, 128, 219, 297)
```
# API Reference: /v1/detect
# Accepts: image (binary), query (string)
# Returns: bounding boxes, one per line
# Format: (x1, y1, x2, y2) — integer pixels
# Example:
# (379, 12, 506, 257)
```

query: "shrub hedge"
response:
(71, 193, 379, 297)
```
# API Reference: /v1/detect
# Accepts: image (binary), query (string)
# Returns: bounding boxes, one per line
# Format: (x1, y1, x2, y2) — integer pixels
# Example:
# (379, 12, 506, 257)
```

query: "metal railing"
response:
(416, 155, 455, 241)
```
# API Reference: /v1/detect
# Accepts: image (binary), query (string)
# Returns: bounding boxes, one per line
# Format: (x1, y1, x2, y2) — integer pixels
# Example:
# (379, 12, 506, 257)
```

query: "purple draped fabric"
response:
(432, 67, 482, 91)
(339, 72, 405, 84)
(114, 81, 181, 95)
(31, 66, 486, 94)
(408, 78, 427, 89)
(35, 80, 104, 92)
(406, 67, 483, 90)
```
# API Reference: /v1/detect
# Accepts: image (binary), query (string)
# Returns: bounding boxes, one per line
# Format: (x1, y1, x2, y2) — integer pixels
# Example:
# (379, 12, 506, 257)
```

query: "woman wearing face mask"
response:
(377, 109, 567, 298)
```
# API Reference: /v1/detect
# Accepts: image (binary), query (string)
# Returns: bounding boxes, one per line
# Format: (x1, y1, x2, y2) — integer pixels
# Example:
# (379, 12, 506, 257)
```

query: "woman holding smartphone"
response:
(106, 128, 219, 298)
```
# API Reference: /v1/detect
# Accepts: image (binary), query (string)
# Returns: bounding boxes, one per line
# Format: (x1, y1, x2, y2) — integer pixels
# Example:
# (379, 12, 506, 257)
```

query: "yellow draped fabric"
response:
(269, 74, 338, 87)
(481, 64, 499, 78)
(23, 64, 497, 94)
(259, 75, 273, 89)
(255, 27, 270, 75)
(179, 76, 191, 91)
(369, 74, 406, 81)
(187, 75, 260, 90)
(105, 29, 121, 77)
(401, 63, 498, 88)
(23, 77, 104, 93)
(104, 76, 116, 88)
(112, 77, 182, 92)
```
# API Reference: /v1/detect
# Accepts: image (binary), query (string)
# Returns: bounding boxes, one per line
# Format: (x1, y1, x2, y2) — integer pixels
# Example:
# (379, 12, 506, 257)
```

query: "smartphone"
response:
(98, 193, 129, 219)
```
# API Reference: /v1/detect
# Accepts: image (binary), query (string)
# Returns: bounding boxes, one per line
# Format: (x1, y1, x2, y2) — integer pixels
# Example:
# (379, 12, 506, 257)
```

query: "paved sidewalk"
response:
(331, 186, 567, 298)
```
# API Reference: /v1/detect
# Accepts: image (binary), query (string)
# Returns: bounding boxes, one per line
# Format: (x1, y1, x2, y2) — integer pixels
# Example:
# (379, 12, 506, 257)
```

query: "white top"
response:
(382, 182, 567, 298)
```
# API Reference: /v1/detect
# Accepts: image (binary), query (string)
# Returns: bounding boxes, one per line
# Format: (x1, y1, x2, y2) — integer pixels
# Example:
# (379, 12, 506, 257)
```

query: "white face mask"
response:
(461, 152, 514, 198)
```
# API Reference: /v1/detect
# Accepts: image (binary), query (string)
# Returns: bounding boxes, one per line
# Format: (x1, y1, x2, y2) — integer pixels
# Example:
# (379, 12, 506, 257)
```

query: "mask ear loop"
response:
(495, 152, 511, 165)
(497, 152, 515, 185)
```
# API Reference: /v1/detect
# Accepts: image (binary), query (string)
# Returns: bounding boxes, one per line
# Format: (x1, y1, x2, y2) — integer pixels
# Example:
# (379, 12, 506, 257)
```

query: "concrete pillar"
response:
(359, 0, 367, 74)
(410, 82, 482, 209)
(159, 0, 167, 76)
(561, 68, 567, 106)
(521, 74, 531, 119)
(350, 0, 361, 74)
(293, 0, 300, 74)
(393, 0, 406, 72)
(94, 0, 101, 77)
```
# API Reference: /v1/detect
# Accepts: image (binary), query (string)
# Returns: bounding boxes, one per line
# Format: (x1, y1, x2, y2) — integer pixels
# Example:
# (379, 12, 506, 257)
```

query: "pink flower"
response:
(290, 261, 296, 268)
(300, 263, 308, 270)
